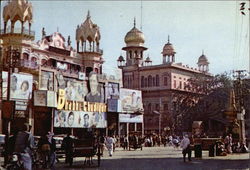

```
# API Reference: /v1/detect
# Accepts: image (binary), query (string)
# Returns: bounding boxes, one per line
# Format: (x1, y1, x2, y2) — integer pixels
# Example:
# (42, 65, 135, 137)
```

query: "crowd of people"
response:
(4, 126, 249, 169)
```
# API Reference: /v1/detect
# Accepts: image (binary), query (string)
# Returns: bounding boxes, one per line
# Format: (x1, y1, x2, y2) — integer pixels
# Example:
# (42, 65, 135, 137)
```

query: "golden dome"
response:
(124, 19, 145, 46)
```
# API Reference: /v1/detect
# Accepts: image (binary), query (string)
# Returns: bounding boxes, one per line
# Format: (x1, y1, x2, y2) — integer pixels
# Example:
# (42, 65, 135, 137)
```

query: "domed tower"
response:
(197, 50, 209, 72)
(162, 35, 176, 64)
(122, 18, 147, 67)
(0, 0, 35, 76)
(76, 11, 103, 74)
(144, 54, 152, 66)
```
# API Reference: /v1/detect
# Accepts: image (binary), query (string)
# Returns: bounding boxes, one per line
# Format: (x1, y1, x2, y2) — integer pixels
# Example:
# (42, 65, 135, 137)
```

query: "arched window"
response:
(164, 104, 168, 111)
(23, 53, 29, 60)
(153, 77, 156, 86)
(156, 75, 159, 86)
(174, 80, 177, 88)
(41, 59, 47, 66)
(164, 77, 168, 86)
(129, 51, 132, 59)
(155, 104, 159, 111)
(31, 57, 37, 67)
(148, 103, 152, 113)
(179, 81, 182, 89)
(145, 77, 148, 87)
(141, 76, 144, 87)
(148, 75, 152, 87)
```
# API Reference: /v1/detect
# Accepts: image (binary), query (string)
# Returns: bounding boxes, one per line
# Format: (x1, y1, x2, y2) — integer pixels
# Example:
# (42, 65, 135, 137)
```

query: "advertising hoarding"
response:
(119, 114, 143, 123)
(54, 110, 107, 128)
(120, 88, 143, 113)
(10, 73, 33, 100)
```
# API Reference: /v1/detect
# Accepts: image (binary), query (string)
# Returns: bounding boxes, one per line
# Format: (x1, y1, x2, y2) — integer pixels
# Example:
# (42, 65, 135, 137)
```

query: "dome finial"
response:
(134, 17, 136, 28)
(202, 49, 204, 55)
(168, 35, 170, 43)
(87, 10, 91, 19)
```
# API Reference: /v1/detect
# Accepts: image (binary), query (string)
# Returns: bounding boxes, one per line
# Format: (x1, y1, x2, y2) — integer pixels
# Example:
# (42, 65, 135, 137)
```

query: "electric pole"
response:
(233, 70, 247, 144)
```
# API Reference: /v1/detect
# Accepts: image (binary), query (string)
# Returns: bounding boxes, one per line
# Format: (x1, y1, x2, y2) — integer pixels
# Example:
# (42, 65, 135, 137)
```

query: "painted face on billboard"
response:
(83, 114, 89, 128)
(89, 74, 98, 94)
(21, 81, 29, 92)
(11, 75, 17, 91)
(67, 112, 74, 127)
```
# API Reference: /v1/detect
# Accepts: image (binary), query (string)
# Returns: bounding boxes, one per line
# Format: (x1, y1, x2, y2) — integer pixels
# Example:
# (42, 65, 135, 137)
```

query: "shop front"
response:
(119, 113, 143, 136)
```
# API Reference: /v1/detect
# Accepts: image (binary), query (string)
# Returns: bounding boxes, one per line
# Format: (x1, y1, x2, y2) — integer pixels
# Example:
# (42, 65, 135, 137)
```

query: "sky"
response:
(1, 0, 249, 76)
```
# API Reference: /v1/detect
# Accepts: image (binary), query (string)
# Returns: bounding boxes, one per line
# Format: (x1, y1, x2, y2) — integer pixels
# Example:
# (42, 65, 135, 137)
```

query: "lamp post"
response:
(153, 110, 161, 135)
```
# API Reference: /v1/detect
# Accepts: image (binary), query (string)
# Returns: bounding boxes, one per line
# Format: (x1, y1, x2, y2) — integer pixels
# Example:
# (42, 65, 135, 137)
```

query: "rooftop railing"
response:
(0, 27, 35, 37)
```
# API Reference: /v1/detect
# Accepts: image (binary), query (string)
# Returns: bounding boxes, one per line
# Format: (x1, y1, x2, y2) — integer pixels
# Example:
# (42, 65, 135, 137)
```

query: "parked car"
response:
(0, 134, 6, 156)
(53, 135, 65, 158)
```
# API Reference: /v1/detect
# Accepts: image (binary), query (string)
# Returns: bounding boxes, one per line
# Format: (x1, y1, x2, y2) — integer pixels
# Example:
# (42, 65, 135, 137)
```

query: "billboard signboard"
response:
(54, 110, 107, 128)
(120, 88, 143, 113)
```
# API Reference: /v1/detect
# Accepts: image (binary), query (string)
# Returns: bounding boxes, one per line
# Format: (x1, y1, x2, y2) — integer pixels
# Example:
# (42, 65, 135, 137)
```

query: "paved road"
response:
(54, 146, 249, 170)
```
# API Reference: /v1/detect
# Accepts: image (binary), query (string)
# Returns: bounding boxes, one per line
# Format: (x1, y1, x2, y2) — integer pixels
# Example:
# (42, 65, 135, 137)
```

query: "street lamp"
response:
(153, 110, 161, 136)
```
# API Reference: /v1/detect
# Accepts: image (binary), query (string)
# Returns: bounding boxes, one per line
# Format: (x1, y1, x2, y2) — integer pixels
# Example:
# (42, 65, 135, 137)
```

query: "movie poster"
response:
(54, 110, 107, 128)
(40, 71, 54, 91)
(106, 82, 119, 100)
(85, 72, 105, 103)
(120, 88, 143, 113)
(10, 73, 33, 100)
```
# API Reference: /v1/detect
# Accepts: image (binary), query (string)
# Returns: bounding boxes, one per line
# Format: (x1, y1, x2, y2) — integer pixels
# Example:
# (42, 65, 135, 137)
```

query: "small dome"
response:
(117, 55, 125, 61)
(198, 51, 209, 64)
(162, 36, 176, 56)
(124, 19, 145, 46)
(198, 54, 208, 62)
(145, 56, 151, 62)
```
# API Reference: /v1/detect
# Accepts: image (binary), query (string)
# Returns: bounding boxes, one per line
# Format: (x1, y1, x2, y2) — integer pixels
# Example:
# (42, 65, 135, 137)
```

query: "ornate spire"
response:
(87, 10, 91, 19)
(202, 49, 204, 55)
(168, 35, 170, 43)
(134, 17, 136, 28)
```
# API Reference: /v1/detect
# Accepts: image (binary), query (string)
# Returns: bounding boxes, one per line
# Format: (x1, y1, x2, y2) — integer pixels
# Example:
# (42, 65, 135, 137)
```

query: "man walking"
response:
(14, 123, 35, 170)
(62, 132, 74, 166)
(180, 134, 192, 162)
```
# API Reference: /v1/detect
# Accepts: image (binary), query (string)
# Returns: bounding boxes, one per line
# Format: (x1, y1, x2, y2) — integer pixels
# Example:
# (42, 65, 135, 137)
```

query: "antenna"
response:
(140, 0, 143, 30)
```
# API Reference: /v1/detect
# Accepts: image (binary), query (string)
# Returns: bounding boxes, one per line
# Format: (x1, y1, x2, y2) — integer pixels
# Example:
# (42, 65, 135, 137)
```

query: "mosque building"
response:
(117, 19, 212, 134)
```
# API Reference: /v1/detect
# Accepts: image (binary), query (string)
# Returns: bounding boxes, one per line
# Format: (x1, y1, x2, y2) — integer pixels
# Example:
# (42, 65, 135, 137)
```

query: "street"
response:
(54, 146, 250, 170)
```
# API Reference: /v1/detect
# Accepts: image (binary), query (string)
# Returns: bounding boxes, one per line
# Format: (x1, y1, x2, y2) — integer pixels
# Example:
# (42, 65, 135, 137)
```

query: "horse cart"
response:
(70, 138, 101, 167)
(128, 135, 144, 151)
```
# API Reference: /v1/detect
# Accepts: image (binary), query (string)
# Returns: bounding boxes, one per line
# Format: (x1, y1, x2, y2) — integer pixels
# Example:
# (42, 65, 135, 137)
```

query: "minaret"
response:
(161, 35, 176, 64)
(76, 11, 103, 75)
(122, 18, 147, 67)
(0, 0, 35, 71)
(197, 50, 209, 72)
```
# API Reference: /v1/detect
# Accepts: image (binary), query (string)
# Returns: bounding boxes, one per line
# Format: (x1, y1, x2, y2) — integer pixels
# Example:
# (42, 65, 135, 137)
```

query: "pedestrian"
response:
(105, 135, 115, 157)
(224, 134, 232, 153)
(62, 132, 74, 166)
(123, 135, 129, 150)
(99, 134, 105, 156)
(14, 123, 35, 170)
(180, 134, 192, 162)
(46, 132, 57, 169)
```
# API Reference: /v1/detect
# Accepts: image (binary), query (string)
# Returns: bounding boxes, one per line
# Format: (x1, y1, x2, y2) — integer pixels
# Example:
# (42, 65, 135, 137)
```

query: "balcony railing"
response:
(0, 27, 35, 37)
(81, 47, 103, 54)
(19, 59, 39, 69)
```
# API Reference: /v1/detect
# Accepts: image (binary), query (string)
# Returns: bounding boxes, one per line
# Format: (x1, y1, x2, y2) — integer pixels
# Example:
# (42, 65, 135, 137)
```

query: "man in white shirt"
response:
(180, 134, 192, 162)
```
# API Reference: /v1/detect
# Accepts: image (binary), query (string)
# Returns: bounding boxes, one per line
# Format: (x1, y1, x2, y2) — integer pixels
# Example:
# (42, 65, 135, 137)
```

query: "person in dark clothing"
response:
(37, 133, 56, 169)
(99, 134, 105, 156)
(62, 132, 74, 166)
(14, 124, 34, 170)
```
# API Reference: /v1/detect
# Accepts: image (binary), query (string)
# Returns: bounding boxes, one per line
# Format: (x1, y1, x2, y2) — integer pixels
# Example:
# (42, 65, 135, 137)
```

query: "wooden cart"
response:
(71, 138, 101, 167)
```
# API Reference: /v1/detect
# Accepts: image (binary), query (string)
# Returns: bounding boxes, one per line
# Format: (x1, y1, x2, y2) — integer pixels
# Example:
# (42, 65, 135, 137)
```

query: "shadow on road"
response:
(57, 157, 249, 170)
